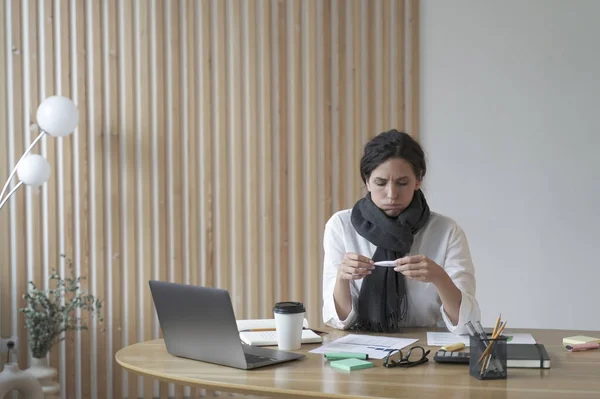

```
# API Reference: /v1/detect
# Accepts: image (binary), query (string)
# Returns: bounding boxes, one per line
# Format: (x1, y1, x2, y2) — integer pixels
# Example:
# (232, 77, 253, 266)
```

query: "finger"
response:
(345, 253, 374, 265)
(394, 261, 427, 272)
(345, 259, 375, 270)
(339, 265, 372, 279)
(398, 269, 425, 278)
(396, 255, 425, 265)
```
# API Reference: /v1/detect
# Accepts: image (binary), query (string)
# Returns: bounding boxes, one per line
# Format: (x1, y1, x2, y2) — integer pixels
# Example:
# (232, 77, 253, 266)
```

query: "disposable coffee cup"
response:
(273, 301, 305, 351)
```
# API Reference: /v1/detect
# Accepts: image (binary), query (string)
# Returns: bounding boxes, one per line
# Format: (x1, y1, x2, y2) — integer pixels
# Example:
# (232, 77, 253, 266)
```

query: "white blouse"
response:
(322, 209, 481, 335)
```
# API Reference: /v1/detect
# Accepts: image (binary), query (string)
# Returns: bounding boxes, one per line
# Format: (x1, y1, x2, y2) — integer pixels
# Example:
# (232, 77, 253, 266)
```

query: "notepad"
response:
(562, 335, 600, 345)
(329, 358, 373, 371)
(239, 330, 323, 346)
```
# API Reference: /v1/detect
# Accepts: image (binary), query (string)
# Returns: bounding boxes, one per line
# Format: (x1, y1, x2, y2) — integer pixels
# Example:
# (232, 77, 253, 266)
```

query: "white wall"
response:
(420, 0, 600, 331)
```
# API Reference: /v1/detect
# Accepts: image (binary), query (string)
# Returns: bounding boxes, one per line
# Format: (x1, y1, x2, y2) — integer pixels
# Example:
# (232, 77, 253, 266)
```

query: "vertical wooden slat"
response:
(104, 0, 122, 396)
(409, 0, 420, 138)
(319, 0, 333, 280)
(133, 0, 153, 397)
(181, 2, 192, 398)
(72, 0, 89, 396)
(372, 0, 382, 135)
(324, 0, 343, 219)
(61, 0, 75, 394)
(366, 0, 377, 138)
(381, 0, 390, 129)
(0, 2, 418, 397)
(395, 0, 406, 131)
(167, 2, 183, 397)
(212, 0, 229, 295)
(86, 0, 105, 397)
(335, 0, 346, 212)
(100, 1, 111, 396)
(11, 0, 27, 374)
(148, 0, 168, 396)
(275, 0, 288, 302)
(26, 0, 42, 318)
(41, 5, 57, 333)
(0, 0, 10, 345)
(259, 0, 274, 319)
(303, 0, 319, 326)
(227, 0, 244, 318)
(198, 0, 214, 290)
(186, 0, 198, 291)
(243, 0, 259, 319)
(288, 0, 302, 302)
(116, 0, 137, 398)
(184, 0, 201, 386)
(352, 0, 362, 201)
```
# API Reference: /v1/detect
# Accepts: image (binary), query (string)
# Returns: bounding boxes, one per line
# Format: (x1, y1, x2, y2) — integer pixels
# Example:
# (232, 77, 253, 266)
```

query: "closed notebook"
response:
(236, 318, 323, 346)
(239, 330, 323, 346)
(506, 344, 551, 369)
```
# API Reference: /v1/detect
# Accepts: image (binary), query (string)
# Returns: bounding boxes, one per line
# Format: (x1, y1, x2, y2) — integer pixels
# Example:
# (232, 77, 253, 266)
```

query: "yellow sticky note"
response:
(562, 335, 600, 345)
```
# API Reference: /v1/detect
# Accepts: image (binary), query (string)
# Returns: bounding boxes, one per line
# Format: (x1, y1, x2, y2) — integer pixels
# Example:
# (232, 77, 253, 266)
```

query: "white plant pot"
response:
(26, 357, 60, 399)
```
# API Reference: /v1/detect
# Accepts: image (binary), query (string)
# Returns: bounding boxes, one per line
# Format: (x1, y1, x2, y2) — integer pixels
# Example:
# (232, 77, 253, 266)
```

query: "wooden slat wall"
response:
(0, 0, 419, 398)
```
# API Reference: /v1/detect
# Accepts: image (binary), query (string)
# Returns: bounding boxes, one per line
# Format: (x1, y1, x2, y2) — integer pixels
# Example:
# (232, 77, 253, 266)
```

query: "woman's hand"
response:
(337, 253, 375, 280)
(394, 255, 445, 284)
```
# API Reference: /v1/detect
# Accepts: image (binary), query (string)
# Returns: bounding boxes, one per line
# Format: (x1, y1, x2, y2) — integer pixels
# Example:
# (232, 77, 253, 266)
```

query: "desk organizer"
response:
(469, 334, 508, 380)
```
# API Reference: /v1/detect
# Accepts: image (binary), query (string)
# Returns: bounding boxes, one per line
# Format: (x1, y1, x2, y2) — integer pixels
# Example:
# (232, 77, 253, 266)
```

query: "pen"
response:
(465, 321, 478, 337)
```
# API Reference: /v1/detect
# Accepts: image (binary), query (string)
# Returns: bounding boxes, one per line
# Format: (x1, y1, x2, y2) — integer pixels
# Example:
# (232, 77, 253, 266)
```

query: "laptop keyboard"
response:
(245, 353, 274, 364)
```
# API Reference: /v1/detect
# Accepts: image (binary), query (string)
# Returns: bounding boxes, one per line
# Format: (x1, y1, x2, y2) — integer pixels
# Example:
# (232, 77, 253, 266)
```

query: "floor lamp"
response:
(0, 95, 79, 397)
(0, 95, 78, 210)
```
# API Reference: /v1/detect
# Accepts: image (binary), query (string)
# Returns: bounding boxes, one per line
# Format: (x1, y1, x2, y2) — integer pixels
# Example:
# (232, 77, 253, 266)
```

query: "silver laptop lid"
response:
(149, 280, 248, 369)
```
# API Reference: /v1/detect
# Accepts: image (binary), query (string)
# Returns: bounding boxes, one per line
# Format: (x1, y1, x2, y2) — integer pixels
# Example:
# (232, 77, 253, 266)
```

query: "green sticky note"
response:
(324, 352, 369, 360)
(329, 358, 373, 371)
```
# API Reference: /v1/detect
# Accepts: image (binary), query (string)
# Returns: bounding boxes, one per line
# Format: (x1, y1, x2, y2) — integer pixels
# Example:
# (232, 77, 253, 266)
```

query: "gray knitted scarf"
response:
(350, 190, 431, 332)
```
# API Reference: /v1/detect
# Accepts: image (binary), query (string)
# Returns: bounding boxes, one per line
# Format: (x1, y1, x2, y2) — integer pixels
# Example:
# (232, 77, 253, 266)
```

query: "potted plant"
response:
(18, 254, 103, 397)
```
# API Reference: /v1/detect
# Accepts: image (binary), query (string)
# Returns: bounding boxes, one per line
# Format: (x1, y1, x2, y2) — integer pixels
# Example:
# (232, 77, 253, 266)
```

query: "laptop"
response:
(148, 280, 305, 370)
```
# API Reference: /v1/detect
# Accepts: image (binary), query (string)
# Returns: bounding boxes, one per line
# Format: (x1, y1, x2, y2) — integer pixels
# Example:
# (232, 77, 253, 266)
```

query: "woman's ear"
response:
(415, 177, 423, 191)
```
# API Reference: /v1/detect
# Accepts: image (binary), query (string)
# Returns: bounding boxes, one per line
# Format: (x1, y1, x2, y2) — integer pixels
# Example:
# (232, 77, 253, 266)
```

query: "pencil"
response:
(479, 320, 506, 376)
(478, 321, 507, 364)
(480, 322, 499, 375)
(492, 314, 501, 337)
(481, 314, 502, 374)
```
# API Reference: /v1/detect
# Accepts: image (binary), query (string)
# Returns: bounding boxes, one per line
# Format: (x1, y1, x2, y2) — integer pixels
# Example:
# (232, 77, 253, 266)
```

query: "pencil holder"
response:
(469, 334, 508, 380)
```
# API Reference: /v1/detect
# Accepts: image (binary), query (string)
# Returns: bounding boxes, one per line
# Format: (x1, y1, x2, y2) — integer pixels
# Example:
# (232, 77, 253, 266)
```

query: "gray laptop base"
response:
(149, 280, 305, 370)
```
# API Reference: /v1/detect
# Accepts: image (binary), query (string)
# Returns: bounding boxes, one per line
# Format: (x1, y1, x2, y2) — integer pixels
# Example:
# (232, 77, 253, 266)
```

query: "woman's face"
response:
(365, 157, 422, 217)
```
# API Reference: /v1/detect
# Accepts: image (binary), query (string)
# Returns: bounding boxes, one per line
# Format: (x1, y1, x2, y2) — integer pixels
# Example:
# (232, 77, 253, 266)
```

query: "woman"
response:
(322, 130, 480, 334)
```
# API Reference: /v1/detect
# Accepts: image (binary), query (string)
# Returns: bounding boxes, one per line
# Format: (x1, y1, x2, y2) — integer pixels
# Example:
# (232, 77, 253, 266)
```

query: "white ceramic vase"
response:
(0, 362, 44, 399)
(27, 357, 60, 399)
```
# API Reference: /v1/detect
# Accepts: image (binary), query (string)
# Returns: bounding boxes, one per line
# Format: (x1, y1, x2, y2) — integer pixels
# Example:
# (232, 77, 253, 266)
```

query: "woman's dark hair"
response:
(360, 130, 426, 184)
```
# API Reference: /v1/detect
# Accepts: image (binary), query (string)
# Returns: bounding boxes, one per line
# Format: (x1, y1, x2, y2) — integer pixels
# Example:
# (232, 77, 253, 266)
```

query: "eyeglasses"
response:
(383, 346, 430, 368)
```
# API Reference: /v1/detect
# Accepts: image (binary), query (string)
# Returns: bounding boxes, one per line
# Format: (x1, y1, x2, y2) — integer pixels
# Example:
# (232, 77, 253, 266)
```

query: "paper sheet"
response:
(426, 332, 537, 346)
(309, 334, 418, 359)
(426, 332, 471, 346)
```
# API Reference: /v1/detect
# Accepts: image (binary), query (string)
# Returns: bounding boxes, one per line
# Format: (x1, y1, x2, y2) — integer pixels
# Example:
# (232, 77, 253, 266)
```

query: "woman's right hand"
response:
(337, 253, 375, 280)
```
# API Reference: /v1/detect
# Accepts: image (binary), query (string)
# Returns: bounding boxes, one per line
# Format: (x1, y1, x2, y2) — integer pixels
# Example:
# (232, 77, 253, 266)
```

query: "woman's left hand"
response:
(394, 255, 445, 284)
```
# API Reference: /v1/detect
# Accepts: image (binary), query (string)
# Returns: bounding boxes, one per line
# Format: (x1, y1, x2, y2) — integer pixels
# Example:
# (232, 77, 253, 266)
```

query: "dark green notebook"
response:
(507, 344, 551, 369)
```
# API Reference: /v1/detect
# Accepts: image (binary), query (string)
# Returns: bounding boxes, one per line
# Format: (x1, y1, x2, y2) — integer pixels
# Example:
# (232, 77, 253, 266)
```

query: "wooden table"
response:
(116, 327, 600, 398)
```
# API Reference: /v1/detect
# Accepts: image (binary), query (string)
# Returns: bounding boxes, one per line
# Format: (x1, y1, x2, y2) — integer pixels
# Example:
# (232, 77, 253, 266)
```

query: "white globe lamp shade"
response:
(16, 155, 51, 187)
(35, 96, 79, 137)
